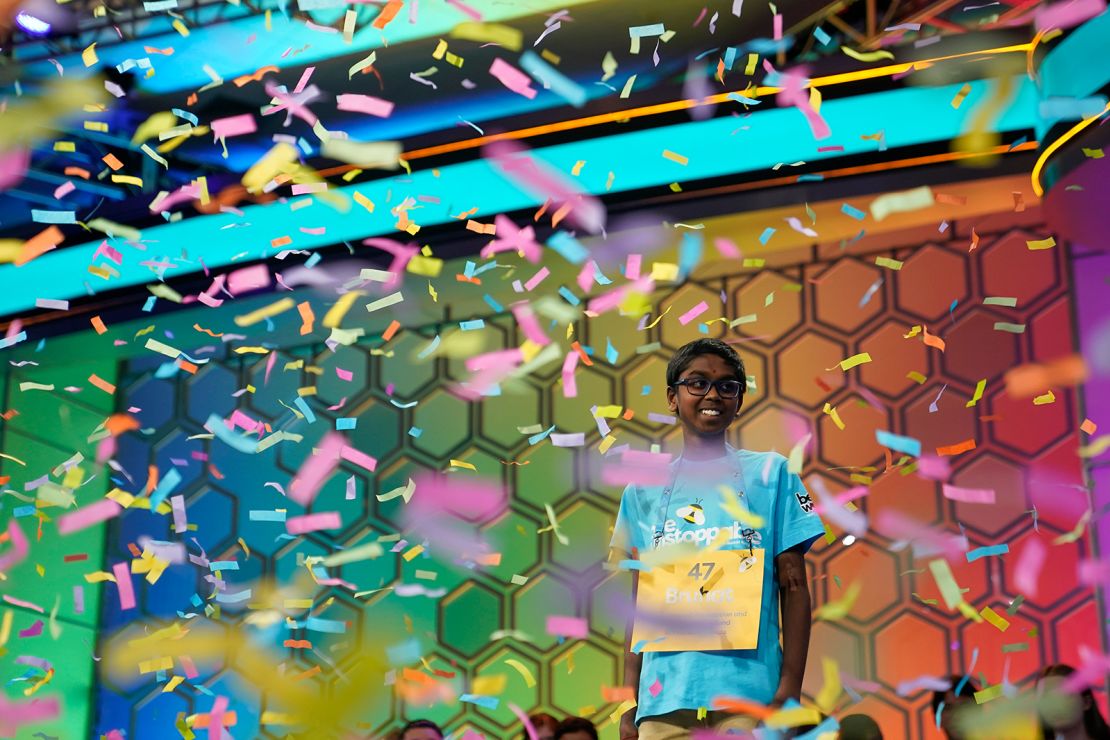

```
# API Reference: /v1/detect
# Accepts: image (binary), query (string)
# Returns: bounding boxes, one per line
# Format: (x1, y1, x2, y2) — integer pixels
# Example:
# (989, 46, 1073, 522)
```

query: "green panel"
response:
(1, 351, 115, 740)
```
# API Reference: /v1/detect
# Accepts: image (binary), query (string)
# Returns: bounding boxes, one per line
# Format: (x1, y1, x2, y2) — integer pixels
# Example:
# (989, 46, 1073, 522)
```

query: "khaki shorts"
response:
(636, 709, 759, 739)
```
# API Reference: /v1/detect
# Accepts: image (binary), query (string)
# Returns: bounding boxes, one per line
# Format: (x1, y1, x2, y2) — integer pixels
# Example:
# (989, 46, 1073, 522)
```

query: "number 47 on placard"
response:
(687, 562, 716, 580)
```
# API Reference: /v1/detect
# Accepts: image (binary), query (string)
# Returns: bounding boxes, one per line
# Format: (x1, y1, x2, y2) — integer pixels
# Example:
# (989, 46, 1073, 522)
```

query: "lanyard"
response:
(652, 446, 757, 554)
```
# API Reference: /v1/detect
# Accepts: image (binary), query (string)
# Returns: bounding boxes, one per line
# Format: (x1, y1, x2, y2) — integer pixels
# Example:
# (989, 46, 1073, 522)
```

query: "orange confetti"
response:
(936, 438, 976, 456)
(969, 227, 980, 252)
(15, 226, 63, 266)
(712, 697, 775, 720)
(297, 301, 315, 336)
(571, 340, 594, 366)
(371, 0, 403, 29)
(64, 166, 91, 179)
(88, 374, 116, 395)
(105, 414, 140, 436)
(193, 712, 238, 728)
(271, 235, 292, 249)
(382, 320, 401, 341)
(283, 639, 313, 649)
(177, 359, 198, 375)
(232, 65, 280, 87)
(294, 665, 322, 681)
(465, 219, 496, 235)
(102, 153, 124, 171)
(922, 326, 946, 352)
(147, 465, 158, 494)
(601, 686, 636, 702)
(1004, 354, 1087, 398)
(1081, 418, 1098, 435)
(91, 315, 108, 334)
(142, 46, 175, 55)
(193, 323, 223, 338)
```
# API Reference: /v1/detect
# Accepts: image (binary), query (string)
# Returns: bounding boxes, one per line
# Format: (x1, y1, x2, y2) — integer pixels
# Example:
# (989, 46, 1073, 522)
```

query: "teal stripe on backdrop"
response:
(0, 77, 1037, 318)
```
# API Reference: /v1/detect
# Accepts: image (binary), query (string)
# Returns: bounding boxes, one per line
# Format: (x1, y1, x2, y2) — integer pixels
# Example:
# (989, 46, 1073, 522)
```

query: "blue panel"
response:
(0, 77, 1038, 317)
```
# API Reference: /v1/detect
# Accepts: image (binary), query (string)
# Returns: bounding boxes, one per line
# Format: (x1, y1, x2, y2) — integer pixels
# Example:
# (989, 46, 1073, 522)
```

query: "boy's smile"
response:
(667, 354, 743, 439)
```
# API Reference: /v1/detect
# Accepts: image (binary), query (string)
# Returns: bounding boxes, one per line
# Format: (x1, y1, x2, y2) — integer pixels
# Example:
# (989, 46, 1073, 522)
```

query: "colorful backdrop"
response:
(29, 172, 1092, 739)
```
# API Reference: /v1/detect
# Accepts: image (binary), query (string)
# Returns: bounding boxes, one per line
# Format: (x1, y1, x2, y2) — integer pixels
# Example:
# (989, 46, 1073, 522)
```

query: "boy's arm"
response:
(619, 568, 641, 739)
(772, 546, 811, 707)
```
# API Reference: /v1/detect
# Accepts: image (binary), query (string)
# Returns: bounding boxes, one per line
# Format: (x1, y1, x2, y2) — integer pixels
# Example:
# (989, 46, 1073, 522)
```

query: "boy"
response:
(612, 338, 825, 739)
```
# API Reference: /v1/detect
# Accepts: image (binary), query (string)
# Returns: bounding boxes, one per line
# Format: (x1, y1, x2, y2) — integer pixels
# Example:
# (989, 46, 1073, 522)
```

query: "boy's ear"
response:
(666, 385, 677, 412)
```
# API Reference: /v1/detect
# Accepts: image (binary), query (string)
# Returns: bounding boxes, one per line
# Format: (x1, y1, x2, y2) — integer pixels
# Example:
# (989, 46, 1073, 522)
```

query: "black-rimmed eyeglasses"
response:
(672, 378, 743, 399)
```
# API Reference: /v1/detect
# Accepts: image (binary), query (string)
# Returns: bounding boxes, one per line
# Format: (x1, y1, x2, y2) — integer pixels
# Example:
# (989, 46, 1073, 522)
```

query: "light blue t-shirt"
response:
(610, 446, 826, 723)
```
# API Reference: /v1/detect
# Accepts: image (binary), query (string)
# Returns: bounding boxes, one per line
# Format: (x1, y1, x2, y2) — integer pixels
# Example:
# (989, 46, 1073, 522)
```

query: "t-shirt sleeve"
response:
(611, 483, 644, 558)
(774, 458, 826, 556)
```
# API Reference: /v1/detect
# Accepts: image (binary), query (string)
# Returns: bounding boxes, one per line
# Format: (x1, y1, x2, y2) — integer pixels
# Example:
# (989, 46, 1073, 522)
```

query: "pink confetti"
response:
(336, 367, 353, 381)
(336, 93, 395, 118)
(1014, 537, 1047, 598)
(489, 57, 537, 99)
(58, 499, 123, 535)
(484, 139, 605, 234)
(0, 520, 29, 572)
(678, 300, 709, 325)
(546, 615, 588, 639)
(523, 266, 550, 291)
(941, 484, 996, 504)
(511, 301, 551, 346)
(286, 511, 342, 535)
(714, 237, 741, 258)
(227, 264, 270, 295)
(626, 254, 642, 279)
(1036, 0, 1106, 30)
(0, 693, 60, 737)
(209, 696, 228, 740)
(340, 444, 377, 472)
(561, 351, 579, 398)
(54, 180, 76, 200)
(210, 113, 257, 140)
(587, 277, 654, 316)
(3, 595, 44, 613)
(896, 675, 950, 696)
(446, 0, 482, 20)
(774, 63, 831, 140)
(171, 495, 188, 534)
(112, 561, 136, 610)
(288, 432, 345, 506)
(1079, 559, 1110, 586)
(73, 585, 85, 615)
(649, 678, 663, 696)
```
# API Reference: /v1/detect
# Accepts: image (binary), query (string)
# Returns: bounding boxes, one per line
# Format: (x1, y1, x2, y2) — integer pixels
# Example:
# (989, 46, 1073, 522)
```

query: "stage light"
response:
(14, 10, 51, 35)
(13, 0, 76, 36)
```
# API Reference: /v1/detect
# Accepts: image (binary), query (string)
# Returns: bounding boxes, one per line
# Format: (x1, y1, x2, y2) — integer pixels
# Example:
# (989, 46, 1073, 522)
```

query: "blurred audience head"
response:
(1037, 664, 1110, 740)
(400, 719, 443, 740)
(931, 674, 981, 740)
(554, 716, 599, 740)
(838, 713, 883, 740)
(527, 712, 559, 740)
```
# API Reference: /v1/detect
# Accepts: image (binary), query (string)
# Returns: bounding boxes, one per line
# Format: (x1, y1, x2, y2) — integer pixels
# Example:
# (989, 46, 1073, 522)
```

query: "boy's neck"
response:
(682, 435, 730, 461)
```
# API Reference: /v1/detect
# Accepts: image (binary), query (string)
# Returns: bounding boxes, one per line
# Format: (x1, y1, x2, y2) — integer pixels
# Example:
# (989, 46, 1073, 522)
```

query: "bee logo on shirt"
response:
(677, 500, 705, 526)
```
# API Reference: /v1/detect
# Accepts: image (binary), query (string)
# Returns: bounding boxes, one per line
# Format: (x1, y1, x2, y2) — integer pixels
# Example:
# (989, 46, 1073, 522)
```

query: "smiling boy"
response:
(613, 338, 826, 739)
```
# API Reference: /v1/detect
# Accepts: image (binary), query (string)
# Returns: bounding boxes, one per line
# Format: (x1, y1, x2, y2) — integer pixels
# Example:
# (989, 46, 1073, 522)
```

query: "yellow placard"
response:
(633, 547, 765, 652)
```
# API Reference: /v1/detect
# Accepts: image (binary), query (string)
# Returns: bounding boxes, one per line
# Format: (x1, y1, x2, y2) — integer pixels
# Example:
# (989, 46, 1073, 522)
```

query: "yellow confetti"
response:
(815, 581, 861, 621)
(815, 657, 842, 714)
(662, 149, 689, 165)
(1033, 390, 1056, 405)
(980, 606, 1010, 632)
(717, 485, 765, 528)
(951, 83, 972, 109)
(401, 545, 425, 561)
(833, 352, 872, 371)
(505, 658, 537, 688)
(82, 43, 99, 67)
(449, 459, 476, 471)
(322, 290, 362, 329)
(875, 256, 903, 270)
(966, 379, 986, 408)
(841, 46, 895, 62)
(822, 402, 845, 430)
(1026, 236, 1056, 250)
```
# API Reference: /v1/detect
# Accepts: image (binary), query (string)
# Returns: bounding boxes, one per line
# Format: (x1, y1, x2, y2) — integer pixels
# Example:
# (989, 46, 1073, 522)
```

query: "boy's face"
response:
(667, 353, 743, 439)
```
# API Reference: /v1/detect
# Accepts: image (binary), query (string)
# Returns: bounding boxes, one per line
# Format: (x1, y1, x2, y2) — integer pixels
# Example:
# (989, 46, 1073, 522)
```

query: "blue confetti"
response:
(841, 203, 867, 220)
(966, 544, 1009, 562)
(293, 396, 316, 424)
(548, 231, 589, 264)
(605, 338, 619, 365)
(813, 26, 832, 45)
(336, 417, 356, 430)
(483, 294, 503, 312)
(759, 227, 776, 245)
(142, 296, 157, 312)
(558, 286, 580, 306)
(875, 429, 922, 457)
(408, 426, 423, 438)
(459, 319, 485, 331)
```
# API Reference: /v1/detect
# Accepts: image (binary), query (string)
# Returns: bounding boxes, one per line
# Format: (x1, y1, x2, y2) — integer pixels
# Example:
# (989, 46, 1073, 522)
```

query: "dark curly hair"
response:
(666, 338, 746, 391)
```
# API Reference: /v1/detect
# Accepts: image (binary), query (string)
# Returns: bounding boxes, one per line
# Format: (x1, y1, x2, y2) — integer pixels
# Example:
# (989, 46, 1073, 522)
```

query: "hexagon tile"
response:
(86, 208, 1100, 740)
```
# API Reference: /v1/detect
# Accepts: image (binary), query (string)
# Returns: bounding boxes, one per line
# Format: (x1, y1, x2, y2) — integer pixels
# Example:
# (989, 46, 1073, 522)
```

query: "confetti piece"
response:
(546, 615, 587, 639)
(1004, 355, 1087, 398)
(366, 292, 404, 313)
(286, 512, 342, 535)
(966, 379, 986, 408)
(1026, 236, 1056, 250)
(840, 203, 867, 220)
(1081, 418, 1097, 435)
(58, 499, 123, 535)
(967, 544, 1009, 562)
(951, 83, 972, 109)
(942, 484, 995, 504)
(489, 57, 537, 99)
(841, 46, 894, 62)
(834, 352, 872, 371)
(336, 93, 395, 118)
(870, 186, 934, 221)
(936, 438, 975, 456)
